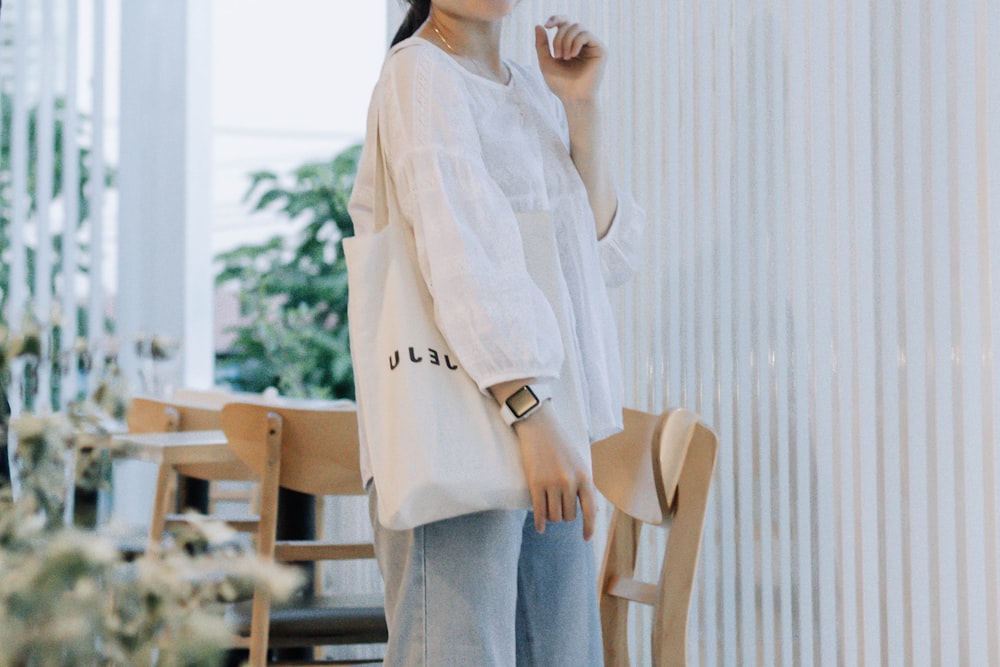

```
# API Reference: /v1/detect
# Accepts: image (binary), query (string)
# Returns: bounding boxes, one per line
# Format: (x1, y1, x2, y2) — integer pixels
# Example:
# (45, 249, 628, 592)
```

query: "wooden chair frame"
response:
(126, 397, 257, 557)
(593, 408, 718, 667)
(220, 402, 385, 666)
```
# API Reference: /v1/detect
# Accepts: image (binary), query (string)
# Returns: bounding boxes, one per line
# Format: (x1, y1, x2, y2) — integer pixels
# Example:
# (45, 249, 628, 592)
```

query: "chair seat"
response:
(227, 594, 388, 645)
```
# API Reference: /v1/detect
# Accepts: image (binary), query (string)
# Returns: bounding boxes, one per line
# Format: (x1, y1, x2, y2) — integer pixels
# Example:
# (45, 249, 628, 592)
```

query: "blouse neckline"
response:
(405, 36, 516, 91)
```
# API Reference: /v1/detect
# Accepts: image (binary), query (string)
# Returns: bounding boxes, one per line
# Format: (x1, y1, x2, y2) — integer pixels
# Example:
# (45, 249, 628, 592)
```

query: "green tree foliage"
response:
(215, 145, 361, 399)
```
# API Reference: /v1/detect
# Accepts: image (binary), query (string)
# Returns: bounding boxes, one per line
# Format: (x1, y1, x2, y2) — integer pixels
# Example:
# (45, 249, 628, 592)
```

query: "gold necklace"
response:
(429, 19, 510, 85)
(430, 21, 458, 54)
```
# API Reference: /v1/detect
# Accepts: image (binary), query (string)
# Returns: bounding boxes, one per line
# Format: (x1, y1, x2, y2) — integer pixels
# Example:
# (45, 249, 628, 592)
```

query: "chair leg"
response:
(652, 429, 717, 667)
(248, 413, 284, 667)
(146, 463, 173, 557)
(314, 495, 326, 599)
(248, 587, 272, 666)
(599, 509, 642, 667)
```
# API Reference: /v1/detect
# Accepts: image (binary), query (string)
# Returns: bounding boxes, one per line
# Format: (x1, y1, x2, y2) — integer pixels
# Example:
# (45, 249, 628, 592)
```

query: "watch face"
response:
(507, 386, 540, 418)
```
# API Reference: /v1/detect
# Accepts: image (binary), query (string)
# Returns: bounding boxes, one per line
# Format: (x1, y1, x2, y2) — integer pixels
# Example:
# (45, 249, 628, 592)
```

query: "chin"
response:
(479, 0, 519, 20)
(438, 0, 519, 22)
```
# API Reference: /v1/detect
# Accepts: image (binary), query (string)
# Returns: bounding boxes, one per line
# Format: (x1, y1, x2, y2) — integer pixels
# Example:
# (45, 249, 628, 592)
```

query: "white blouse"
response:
(348, 38, 645, 457)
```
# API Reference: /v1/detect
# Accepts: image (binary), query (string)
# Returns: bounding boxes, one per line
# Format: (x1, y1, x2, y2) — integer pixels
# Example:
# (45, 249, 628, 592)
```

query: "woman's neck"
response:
(420, 7, 507, 81)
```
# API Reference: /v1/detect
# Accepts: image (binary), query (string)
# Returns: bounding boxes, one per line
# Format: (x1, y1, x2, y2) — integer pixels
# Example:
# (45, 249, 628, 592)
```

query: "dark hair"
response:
(391, 0, 431, 47)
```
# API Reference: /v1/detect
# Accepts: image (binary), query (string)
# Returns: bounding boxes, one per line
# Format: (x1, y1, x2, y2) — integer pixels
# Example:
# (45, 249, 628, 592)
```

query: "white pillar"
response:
(116, 0, 213, 394)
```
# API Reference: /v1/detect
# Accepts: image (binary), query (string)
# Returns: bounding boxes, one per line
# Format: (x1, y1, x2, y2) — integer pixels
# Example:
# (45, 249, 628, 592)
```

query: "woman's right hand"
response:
(513, 401, 597, 541)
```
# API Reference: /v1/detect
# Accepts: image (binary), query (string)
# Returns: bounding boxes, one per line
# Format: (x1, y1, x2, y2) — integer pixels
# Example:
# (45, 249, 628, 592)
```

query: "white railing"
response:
(2, 0, 113, 481)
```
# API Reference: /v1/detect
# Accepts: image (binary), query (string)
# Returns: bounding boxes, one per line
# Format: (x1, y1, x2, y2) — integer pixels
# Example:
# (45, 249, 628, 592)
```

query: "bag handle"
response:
(371, 110, 396, 235)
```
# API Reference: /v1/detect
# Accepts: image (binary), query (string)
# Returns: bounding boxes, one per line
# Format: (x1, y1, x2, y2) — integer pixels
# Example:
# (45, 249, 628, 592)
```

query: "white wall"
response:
(211, 0, 386, 256)
(497, 2, 998, 666)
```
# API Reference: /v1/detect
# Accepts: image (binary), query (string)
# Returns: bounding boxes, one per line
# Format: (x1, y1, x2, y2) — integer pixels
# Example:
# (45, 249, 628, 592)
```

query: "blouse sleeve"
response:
(376, 45, 564, 393)
(597, 190, 646, 287)
(542, 71, 646, 288)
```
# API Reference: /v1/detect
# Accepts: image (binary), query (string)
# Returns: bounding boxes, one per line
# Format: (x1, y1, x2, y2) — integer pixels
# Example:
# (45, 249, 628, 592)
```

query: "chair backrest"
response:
(176, 386, 356, 411)
(127, 396, 222, 433)
(592, 407, 718, 667)
(127, 396, 180, 433)
(127, 395, 257, 519)
(220, 402, 363, 497)
(218, 402, 373, 666)
(172, 387, 231, 407)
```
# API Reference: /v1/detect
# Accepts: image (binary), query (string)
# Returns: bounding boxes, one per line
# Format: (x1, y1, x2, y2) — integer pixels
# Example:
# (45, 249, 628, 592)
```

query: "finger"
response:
(533, 25, 552, 62)
(544, 14, 569, 29)
(567, 30, 595, 60)
(542, 15, 572, 56)
(555, 24, 584, 59)
(550, 22, 579, 59)
(546, 488, 564, 523)
(578, 480, 598, 542)
(530, 486, 547, 534)
(562, 491, 578, 523)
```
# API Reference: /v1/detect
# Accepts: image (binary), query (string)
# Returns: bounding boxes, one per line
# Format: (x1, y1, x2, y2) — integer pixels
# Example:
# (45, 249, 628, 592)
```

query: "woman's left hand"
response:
(534, 16, 606, 105)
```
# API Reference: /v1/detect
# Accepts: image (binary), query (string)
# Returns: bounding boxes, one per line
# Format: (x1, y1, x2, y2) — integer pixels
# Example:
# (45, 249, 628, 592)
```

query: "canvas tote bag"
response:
(344, 120, 542, 530)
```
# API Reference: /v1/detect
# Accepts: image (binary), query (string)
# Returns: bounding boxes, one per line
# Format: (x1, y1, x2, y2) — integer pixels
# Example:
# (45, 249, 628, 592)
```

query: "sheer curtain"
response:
(492, 1, 1000, 665)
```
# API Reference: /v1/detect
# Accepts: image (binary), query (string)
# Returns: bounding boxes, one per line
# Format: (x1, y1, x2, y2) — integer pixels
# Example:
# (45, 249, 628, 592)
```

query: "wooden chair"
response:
(173, 386, 276, 408)
(220, 401, 387, 666)
(170, 388, 353, 522)
(126, 397, 257, 555)
(127, 395, 181, 433)
(167, 391, 267, 515)
(592, 408, 718, 667)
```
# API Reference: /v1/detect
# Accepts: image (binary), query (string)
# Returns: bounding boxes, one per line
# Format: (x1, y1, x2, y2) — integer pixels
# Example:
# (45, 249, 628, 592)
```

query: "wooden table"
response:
(110, 424, 320, 557)
(111, 429, 238, 555)
(110, 428, 228, 513)
(109, 427, 317, 574)
(112, 428, 320, 662)
(111, 429, 231, 464)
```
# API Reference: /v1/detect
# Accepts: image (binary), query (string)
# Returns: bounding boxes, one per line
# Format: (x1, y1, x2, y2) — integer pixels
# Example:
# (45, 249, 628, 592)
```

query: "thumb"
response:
(534, 25, 551, 62)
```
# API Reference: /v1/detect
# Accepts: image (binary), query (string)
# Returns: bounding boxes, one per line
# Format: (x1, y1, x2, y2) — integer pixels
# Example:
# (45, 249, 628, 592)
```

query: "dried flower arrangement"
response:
(0, 324, 297, 667)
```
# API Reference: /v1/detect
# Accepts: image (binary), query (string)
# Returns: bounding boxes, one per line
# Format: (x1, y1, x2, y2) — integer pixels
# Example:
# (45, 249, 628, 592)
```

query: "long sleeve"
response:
(597, 190, 646, 287)
(357, 44, 564, 393)
(540, 77, 647, 289)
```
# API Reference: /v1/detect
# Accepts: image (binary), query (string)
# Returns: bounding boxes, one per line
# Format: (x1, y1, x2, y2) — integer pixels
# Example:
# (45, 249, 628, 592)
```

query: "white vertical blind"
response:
(496, 1, 999, 665)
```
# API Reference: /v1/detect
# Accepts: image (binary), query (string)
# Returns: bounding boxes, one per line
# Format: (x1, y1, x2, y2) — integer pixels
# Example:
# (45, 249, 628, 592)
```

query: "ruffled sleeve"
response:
(373, 43, 564, 393)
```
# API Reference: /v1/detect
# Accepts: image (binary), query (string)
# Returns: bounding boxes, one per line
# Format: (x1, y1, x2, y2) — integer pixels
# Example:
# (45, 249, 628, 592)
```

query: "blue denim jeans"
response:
(369, 488, 603, 666)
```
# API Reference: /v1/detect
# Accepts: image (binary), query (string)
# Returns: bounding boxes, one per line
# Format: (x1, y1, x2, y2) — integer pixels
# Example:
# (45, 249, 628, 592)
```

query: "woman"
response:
(348, 1, 644, 664)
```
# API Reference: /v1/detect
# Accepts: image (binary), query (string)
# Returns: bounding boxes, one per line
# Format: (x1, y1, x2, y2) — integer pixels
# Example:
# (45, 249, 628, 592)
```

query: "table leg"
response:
(274, 486, 316, 661)
(175, 476, 210, 514)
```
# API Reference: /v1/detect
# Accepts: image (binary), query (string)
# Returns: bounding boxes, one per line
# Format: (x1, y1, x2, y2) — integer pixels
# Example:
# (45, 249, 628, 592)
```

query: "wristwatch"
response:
(499, 384, 552, 427)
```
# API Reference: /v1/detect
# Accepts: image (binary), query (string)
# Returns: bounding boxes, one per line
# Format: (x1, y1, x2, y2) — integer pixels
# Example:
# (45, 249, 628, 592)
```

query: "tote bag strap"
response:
(370, 110, 399, 235)
(370, 42, 425, 234)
